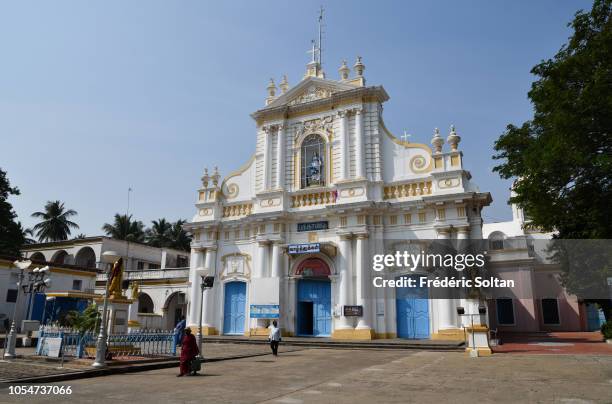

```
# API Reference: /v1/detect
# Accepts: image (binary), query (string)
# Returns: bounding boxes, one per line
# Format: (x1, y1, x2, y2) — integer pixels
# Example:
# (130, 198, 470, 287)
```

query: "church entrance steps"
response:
(202, 335, 464, 351)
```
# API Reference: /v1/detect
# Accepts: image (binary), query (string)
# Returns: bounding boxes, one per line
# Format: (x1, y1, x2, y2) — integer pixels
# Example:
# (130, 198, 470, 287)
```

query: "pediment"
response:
(266, 77, 357, 109)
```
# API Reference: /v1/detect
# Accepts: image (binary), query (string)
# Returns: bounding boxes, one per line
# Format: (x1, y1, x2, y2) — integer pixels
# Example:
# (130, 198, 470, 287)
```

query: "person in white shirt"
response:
(268, 320, 281, 356)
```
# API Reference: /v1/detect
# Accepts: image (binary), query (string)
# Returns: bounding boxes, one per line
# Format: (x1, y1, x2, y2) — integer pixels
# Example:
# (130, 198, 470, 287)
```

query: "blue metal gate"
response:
(297, 280, 331, 337)
(396, 275, 430, 339)
(223, 281, 246, 335)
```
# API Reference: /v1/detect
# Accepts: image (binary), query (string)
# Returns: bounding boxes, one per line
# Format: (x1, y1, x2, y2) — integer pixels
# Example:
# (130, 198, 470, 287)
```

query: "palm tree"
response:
(102, 214, 145, 242)
(18, 223, 37, 245)
(145, 218, 172, 247)
(74, 233, 87, 239)
(168, 219, 192, 252)
(31, 200, 79, 242)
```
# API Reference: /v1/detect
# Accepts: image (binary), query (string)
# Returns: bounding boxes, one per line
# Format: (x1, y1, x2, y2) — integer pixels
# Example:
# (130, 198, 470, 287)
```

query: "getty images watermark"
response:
(370, 251, 514, 289)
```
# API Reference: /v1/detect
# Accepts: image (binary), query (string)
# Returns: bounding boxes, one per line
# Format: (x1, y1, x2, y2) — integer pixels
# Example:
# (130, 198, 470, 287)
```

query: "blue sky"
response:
(0, 0, 592, 237)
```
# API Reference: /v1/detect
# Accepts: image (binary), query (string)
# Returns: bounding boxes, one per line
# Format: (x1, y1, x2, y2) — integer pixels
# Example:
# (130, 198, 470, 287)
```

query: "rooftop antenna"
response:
(318, 6, 325, 67)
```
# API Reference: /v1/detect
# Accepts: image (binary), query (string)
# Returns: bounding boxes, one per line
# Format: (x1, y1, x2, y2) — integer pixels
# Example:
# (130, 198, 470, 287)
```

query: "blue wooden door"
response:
(297, 280, 331, 336)
(223, 281, 246, 335)
(396, 275, 430, 339)
(586, 303, 605, 331)
(30, 293, 46, 321)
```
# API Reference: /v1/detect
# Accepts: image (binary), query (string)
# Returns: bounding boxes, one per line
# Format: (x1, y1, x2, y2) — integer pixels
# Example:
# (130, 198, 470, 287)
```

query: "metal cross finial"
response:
(318, 6, 324, 66)
(401, 130, 411, 143)
(307, 39, 317, 63)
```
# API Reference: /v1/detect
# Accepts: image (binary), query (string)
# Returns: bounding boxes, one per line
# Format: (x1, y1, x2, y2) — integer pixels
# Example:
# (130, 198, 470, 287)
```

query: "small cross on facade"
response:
(401, 130, 411, 142)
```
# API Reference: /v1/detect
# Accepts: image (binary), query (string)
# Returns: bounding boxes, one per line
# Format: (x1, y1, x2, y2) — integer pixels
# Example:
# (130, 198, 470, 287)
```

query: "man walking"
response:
(268, 320, 281, 356)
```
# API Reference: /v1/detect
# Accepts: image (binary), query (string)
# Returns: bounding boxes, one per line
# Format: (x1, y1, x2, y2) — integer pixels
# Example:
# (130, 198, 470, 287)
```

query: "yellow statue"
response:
(130, 281, 139, 299)
(108, 257, 125, 299)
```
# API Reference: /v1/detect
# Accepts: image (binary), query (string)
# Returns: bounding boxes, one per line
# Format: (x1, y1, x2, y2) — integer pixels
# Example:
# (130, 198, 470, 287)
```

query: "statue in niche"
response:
(309, 152, 322, 186)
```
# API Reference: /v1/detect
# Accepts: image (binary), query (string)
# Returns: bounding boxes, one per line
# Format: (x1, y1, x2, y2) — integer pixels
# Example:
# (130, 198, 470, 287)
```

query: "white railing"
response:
(97, 267, 190, 282)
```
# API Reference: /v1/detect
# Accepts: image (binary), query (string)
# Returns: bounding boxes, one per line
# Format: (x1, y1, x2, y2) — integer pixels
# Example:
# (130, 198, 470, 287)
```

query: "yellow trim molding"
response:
(465, 347, 493, 357)
(331, 328, 375, 340)
(431, 328, 465, 342)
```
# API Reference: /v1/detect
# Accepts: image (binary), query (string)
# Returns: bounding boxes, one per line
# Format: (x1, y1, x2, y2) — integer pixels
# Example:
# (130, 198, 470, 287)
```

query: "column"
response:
(355, 109, 365, 179)
(339, 111, 349, 181)
(287, 277, 296, 335)
(457, 226, 471, 328)
(263, 127, 270, 190)
(187, 248, 204, 327)
(203, 247, 217, 329)
(255, 241, 268, 278)
(276, 125, 285, 189)
(355, 234, 372, 330)
(271, 242, 282, 278)
(336, 234, 353, 330)
(436, 228, 457, 330)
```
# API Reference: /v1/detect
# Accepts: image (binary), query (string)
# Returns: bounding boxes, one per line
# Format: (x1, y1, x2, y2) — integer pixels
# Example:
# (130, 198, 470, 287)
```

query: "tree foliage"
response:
(493, 1, 612, 319)
(0, 168, 25, 256)
(31, 200, 79, 242)
(493, 0, 611, 239)
(102, 214, 145, 243)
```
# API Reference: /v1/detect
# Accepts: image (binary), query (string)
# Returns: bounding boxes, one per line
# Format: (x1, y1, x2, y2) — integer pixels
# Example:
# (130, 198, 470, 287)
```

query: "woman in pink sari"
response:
(178, 328, 199, 377)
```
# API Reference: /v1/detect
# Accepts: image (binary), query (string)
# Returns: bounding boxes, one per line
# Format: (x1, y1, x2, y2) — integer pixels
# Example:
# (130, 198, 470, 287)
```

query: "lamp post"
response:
(4, 259, 32, 359)
(93, 251, 119, 368)
(196, 275, 214, 358)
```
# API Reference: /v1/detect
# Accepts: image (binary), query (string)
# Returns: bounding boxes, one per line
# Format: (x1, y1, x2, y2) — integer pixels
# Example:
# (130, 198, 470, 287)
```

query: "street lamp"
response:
(93, 251, 119, 368)
(4, 259, 32, 359)
(196, 275, 215, 358)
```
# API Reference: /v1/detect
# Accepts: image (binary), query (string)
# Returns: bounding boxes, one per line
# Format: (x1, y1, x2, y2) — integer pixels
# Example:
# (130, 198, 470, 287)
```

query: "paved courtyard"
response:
(1, 348, 611, 404)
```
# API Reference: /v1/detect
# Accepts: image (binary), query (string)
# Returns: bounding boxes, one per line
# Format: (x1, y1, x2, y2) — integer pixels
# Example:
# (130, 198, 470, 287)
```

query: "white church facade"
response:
(184, 53, 491, 340)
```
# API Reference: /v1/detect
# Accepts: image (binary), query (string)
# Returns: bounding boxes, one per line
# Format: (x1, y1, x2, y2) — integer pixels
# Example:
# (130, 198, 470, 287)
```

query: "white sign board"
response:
(250, 277, 280, 305)
(39, 337, 63, 358)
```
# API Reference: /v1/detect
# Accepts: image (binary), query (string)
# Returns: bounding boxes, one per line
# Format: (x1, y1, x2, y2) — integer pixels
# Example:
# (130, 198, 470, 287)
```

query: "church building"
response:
(184, 43, 491, 340)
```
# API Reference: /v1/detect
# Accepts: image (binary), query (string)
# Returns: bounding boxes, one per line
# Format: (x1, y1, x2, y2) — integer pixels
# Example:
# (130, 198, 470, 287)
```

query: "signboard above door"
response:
(288, 243, 320, 255)
(297, 221, 329, 232)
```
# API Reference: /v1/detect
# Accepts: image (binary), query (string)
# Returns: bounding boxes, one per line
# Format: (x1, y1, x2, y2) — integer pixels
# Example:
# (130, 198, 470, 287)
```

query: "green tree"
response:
(102, 214, 145, 243)
(145, 218, 172, 247)
(31, 200, 79, 242)
(493, 1, 612, 318)
(168, 219, 192, 252)
(0, 168, 25, 256)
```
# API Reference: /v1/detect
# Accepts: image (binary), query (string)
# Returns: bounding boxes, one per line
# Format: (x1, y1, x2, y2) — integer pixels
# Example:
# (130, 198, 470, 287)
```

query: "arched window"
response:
(138, 293, 154, 313)
(488, 231, 506, 250)
(301, 134, 326, 188)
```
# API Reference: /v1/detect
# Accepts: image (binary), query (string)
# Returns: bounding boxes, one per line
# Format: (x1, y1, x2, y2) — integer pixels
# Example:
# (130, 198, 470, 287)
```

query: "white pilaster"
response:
(435, 228, 457, 330)
(355, 109, 365, 179)
(263, 128, 270, 190)
(203, 247, 217, 328)
(355, 234, 371, 330)
(276, 125, 285, 189)
(188, 248, 204, 326)
(336, 234, 353, 329)
(271, 242, 281, 278)
(339, 111, 349, 181)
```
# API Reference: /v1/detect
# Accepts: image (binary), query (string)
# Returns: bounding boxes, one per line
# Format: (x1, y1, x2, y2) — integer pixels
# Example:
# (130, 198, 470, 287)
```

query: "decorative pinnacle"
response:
(338, 60, 350, 80)
(431, 128, 444, 154)
(201, 167, 210, 188)
(279, 75, 289, 94)
(354, 56, 365, 77)
(447, 125, 461, 151)
(211, 166, 220, 187)
(267, 78, 276, 97)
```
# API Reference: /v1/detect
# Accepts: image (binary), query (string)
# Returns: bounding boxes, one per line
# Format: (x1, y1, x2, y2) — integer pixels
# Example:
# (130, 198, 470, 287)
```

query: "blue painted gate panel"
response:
(297, 280, 331, 337)
(396, 275, 430, 339)
(223, 282, 246, 335)
(30, 293, 46, 322)
(586, 303, 605, 331)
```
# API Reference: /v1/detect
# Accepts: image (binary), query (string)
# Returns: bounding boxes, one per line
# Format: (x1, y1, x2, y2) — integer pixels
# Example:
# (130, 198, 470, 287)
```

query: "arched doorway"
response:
(51, 250, 69, 264)
(164, 292, 186, 329)
(75, 247, 97, 268)
(395, 274, 430, 339)
(223, 281, 246, 335)
(295, 257, 331, 337)
(138, 293, 154, 313)
(29, 252, 46, 263)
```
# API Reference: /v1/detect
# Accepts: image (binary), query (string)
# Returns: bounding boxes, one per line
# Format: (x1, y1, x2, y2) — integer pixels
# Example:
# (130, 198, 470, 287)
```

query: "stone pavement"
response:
(494, 332, 612, 355)
(0, 343, 303, 383)
(1, 348, 610, 403)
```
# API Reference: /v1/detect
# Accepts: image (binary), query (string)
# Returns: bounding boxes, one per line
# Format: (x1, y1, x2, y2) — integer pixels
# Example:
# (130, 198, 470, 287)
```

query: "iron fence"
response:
(36, 328, 178, 359)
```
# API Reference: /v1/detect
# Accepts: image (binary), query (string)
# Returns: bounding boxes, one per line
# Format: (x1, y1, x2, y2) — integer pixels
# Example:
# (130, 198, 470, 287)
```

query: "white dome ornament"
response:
(201, 168, 210, 188)
(431, 128, 444, 154)
(338, 60, 350, 81)
(447, 125, 461, 151)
